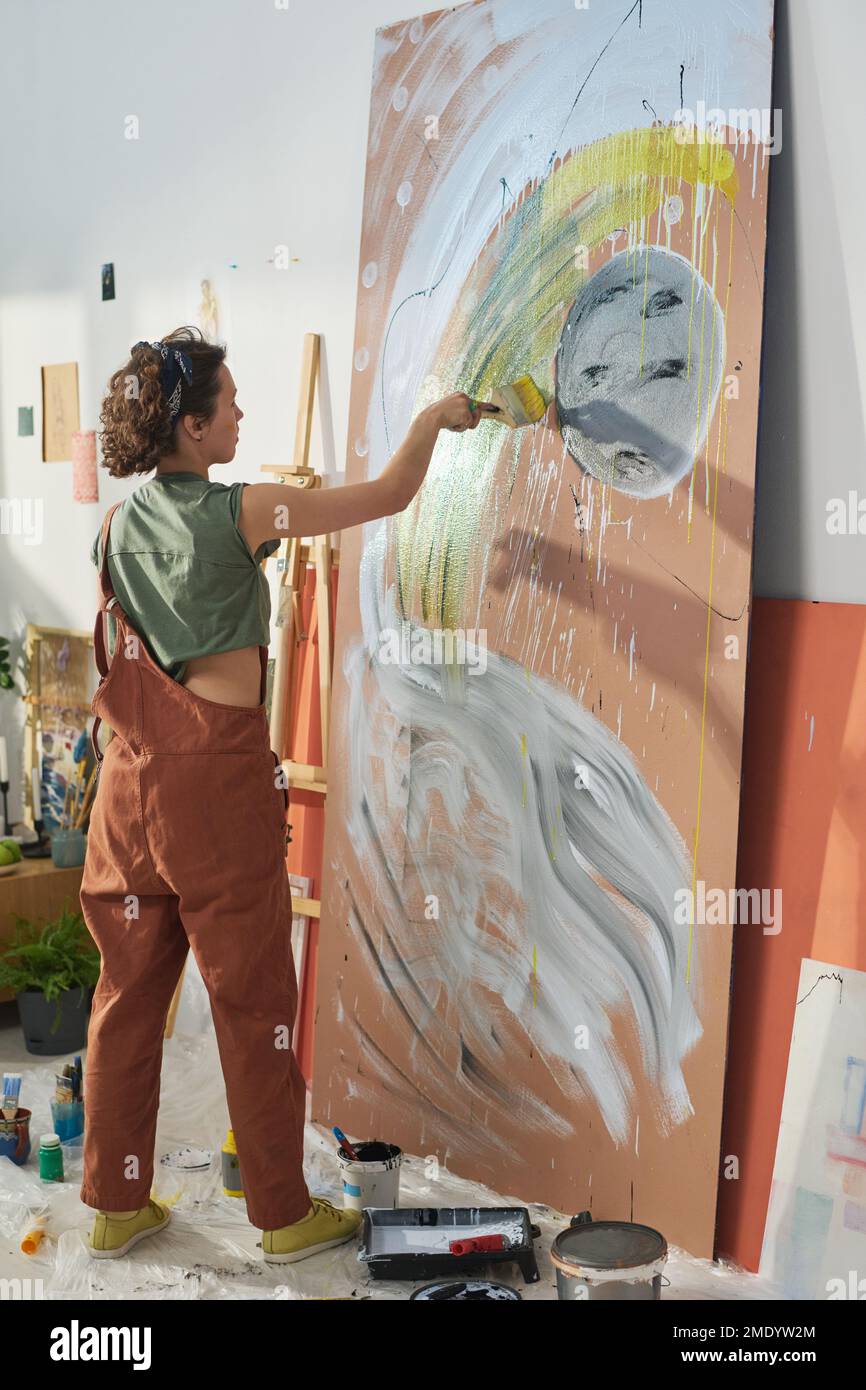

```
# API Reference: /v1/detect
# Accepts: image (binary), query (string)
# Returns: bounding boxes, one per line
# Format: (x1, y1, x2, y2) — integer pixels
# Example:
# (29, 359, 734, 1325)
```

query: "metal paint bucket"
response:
(551, 1214, 667, 1300)
(338, 1140, 402, 1212)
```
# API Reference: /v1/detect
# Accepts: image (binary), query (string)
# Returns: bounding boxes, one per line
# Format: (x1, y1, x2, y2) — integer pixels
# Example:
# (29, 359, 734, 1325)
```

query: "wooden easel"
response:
(261, 332, 339, 922)
(164, 333, 337, 1038)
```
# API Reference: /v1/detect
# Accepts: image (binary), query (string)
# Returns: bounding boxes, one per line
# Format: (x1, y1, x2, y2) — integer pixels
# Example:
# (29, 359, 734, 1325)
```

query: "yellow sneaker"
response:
(87, 1198, 171, 1259)
(262, 1197, 362, 1264)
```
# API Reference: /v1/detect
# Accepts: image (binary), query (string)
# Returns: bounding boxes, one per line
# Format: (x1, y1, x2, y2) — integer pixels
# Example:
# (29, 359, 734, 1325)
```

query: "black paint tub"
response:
(550, 1214, 667, 1300)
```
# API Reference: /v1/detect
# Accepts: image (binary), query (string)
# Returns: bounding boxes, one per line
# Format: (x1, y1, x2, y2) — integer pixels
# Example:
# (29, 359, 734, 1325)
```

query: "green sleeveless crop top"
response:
(89, 472, 280, 683)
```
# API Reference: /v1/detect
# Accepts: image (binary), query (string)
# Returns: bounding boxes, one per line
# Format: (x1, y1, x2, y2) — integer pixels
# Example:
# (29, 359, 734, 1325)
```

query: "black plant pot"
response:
(15, 987, 93, 1055)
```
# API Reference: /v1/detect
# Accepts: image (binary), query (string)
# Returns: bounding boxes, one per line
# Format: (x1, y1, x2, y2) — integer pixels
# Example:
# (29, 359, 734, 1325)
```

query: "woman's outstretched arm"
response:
(238, 393, 497, 550)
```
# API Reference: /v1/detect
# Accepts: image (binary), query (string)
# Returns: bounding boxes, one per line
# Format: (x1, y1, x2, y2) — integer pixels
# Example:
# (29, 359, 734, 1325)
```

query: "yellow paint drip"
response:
(686, 199, 737, 985)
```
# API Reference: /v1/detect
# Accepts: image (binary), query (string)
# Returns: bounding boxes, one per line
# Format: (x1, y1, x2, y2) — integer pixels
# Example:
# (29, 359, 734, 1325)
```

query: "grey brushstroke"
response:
(336, 525, 702, 1148)
(556, 248, 725, 498)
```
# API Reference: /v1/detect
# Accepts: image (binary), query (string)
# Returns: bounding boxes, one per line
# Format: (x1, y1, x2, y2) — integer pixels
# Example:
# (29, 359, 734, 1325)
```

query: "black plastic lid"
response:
(411, 1280, 522, 1301)
(552, 1220, 666, 1270)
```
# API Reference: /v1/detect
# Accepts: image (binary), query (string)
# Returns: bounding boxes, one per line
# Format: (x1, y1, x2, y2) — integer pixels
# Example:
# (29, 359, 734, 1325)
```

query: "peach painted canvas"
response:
(312, 0, 776, 1255)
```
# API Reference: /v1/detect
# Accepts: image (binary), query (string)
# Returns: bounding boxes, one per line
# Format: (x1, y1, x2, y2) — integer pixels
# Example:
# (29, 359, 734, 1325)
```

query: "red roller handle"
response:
(449, 1234, 505, 1255)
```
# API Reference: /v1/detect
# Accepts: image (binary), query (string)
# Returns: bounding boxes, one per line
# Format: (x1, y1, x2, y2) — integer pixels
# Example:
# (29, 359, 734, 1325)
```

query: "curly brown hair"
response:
(98, 326, 226, 478)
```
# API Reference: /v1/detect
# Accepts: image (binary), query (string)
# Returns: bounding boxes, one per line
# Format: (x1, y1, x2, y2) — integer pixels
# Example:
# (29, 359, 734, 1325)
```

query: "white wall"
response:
(0, 0, 862, 825)
(753, 0, 866, 601)
(0, 0, 413, 823)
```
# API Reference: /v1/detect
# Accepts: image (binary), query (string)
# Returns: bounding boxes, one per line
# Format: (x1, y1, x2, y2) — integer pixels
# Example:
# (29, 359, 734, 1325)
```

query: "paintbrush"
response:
(73, 765, 99, 830)
(63, 732, 89, 830)
(333, 1125, 359, 1161)
(63, 761, 84, 830)
(1, 1074, 21, 1121)
(470, 373, 549, 428)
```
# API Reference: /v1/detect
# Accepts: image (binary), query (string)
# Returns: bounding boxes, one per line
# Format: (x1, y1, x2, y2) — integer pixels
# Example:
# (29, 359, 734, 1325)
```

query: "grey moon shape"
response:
(555, 247, 726, 499)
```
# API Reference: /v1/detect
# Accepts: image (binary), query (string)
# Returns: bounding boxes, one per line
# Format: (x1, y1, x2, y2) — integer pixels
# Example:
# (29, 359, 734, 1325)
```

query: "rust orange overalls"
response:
(79, 501, 311, 1230)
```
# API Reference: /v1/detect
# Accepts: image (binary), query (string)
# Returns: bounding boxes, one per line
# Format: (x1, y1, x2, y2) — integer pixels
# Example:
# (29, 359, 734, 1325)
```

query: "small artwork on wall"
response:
(101, 262, 115, 301)
(198, 278, 219, 342)
(17, 406, 33, 437)
(41, 362, 80, 462)
(71, 430, 98, 504)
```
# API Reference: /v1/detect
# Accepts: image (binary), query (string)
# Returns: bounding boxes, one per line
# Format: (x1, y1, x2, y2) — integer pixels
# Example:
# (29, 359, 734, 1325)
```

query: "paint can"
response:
(550, 1214, 667, 1301)
(338, 1140, 402, 1211)
(410, 1280, 522, 1301)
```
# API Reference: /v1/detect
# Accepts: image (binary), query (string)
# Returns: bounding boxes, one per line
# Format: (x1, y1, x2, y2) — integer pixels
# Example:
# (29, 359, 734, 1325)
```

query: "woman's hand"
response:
(427, 392, 500, 433)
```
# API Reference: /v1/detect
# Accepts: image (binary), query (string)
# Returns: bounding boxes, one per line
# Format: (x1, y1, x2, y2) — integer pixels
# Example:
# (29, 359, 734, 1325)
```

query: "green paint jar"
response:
(39, 1133, 64, 1182)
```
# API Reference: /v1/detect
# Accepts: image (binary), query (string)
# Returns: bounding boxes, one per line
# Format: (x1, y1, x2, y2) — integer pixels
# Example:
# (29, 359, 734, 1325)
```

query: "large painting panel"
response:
(313, 0, 775, 1255)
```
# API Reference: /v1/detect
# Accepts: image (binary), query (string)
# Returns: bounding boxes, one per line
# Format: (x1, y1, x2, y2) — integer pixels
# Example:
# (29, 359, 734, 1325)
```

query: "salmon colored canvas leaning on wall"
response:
(718, 598, 866, 1271)
(312, 0, 776, 1256)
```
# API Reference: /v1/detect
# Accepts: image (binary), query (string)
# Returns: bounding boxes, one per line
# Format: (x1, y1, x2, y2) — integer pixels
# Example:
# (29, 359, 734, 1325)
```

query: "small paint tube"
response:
(20, 1218, 47, 1255)
(1, 1074, 21, 1121)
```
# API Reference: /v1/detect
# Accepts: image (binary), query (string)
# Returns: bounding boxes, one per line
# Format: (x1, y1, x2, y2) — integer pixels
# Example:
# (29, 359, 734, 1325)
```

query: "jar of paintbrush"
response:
(0, 1074, 31, 1165)
(50, 733, 96, 868)
(50, 1056, 84, 1143)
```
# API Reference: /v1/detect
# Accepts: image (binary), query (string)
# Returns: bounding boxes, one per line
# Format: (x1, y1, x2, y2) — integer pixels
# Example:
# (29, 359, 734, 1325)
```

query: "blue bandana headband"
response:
(132, 340, 194, 423)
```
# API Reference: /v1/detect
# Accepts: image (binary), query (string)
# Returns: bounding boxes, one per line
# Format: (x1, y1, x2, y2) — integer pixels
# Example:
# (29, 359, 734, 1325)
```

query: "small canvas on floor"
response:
(761, 959, 866, 1299)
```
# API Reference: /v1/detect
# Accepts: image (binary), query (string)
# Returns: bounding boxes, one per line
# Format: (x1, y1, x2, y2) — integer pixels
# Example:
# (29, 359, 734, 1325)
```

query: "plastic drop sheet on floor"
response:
(0, 962, 781, 1301)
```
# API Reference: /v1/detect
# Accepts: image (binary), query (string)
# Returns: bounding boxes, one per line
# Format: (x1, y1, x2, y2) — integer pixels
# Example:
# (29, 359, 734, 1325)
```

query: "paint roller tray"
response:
(358, 1207, 540, 1283)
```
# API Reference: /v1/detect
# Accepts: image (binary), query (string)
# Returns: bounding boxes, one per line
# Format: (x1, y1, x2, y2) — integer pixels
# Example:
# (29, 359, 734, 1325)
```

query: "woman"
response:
(80, 326, 496, 1262)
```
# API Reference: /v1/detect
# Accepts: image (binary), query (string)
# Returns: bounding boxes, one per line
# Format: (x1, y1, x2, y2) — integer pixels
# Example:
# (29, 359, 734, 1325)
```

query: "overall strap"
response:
(93, 502, 123, 680)
(91, 502, 126, 765)
(97, 502, 123, 608)
(259, 645, 268, 707)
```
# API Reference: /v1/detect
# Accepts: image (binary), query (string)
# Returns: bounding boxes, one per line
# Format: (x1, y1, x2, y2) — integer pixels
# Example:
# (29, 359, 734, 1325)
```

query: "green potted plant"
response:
(0, 635, 15, 691)
(0, 900, 100, 1054)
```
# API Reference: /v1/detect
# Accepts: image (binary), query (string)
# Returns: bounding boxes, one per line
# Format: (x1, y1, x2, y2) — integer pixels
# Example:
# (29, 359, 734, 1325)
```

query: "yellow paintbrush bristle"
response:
(490, 374, 549, 427)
